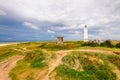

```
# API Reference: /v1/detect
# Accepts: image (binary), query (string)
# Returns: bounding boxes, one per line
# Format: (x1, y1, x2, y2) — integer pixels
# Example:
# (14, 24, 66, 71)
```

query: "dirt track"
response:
(0, 55, 24, 80)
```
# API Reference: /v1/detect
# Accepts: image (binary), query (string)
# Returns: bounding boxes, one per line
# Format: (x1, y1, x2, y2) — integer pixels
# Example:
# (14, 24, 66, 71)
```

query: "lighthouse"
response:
(84, 25, 88, 42)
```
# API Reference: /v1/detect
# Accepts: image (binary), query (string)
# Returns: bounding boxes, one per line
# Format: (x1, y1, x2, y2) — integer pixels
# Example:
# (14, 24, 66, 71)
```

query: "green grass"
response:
(55, 64, 99, 80)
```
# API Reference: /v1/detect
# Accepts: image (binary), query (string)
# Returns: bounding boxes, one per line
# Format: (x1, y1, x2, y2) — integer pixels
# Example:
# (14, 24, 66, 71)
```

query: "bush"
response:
(115, 42, 120, 48)
(100, 40, 114, 48)
(82, 40, 115, 48)
(82, 42, 99, 47)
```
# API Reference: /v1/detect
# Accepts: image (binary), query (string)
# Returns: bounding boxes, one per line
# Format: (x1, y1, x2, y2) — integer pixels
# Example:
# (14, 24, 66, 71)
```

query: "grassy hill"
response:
(0, 41, 120, 80)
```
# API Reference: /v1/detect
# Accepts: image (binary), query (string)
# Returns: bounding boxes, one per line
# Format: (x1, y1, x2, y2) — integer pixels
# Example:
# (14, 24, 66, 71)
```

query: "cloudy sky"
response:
(0, 0, 120, 41)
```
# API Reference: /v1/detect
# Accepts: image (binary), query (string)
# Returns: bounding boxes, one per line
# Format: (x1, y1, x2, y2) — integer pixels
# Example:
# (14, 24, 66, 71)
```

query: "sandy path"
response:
(113, 66, 120, 80)
(43, 51, 70, 80)
(0, 55, 24, 80)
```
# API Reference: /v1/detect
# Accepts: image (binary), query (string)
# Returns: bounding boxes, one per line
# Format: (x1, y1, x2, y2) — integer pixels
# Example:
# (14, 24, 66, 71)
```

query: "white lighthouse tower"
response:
(84, 24, 88, 42)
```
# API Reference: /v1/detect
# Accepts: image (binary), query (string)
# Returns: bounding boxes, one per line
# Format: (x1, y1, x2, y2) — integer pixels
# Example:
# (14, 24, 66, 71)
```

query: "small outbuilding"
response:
(57, 36, 63, 44)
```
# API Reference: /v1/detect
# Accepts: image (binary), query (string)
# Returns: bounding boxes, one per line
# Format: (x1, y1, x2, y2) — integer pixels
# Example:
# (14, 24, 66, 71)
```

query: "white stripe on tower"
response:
(84, 24, 88, 42)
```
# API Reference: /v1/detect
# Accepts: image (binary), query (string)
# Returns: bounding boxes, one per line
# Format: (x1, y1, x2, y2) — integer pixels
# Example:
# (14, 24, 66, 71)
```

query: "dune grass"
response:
(0, 41, 119, 80)
(0, 45, 23, 62)
(0, 41, 119, 62)
(38, 41, 83, 51)
(107, 55, 120, 69)
(9, 49, 52, 80)
(0, 42, 45, 62)
(51, 51, 119, 80)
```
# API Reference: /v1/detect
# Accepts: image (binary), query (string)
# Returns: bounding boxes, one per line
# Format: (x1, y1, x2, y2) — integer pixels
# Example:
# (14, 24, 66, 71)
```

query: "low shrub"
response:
(82, 42, 99, 47)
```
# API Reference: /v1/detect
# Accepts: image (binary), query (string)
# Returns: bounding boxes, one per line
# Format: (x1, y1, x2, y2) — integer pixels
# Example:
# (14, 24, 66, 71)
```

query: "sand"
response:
(0, 43, 19, 47)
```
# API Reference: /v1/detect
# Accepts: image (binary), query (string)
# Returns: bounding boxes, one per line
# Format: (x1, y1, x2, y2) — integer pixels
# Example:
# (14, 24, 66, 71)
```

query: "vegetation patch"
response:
(39, 41, 83, 51)
(51, 51, 117, 80)
(24, 50, 44, 61)
(9, 49, 49, 80)
(0, 48, 22, 62)
(31, 56, 47, 68)
(107, 55, 120, 69)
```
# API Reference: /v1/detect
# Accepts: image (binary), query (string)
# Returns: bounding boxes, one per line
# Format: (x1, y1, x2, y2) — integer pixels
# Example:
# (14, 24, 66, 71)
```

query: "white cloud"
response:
(47, 30, 55, 34)
(0, 9, 6, 15)
(24, 22, 39, 30)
